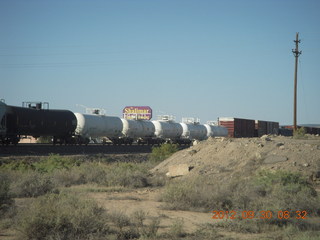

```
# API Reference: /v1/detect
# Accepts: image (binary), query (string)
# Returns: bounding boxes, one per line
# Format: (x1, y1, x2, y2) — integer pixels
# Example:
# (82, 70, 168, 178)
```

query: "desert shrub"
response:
(78, 162, 108, 185)
(131, 210, 147, 228)
(214, 220, 255, 233)
(50, 168, 86, 187)
(131, 210, 160, 238)
(147, 173, 168, 187)
(0, 173, 14, 215)
(109, 211, 131, 232)
(17, 193, 108, 240)
(141, 217, 160, 238)
(162, 170, 320, 216)
(187, 224, 221, 240)
(1, 156, 154, 190)
(161, 176, 233, 211)
(213, 218, 320, 238)
(103, 162, 149, 188)
(149, 143, 178, 162)
(283, 223, 320, 240)
(253, 170, 320, 215)
(167, 218, 186, 238)
(10, 171, 55, 198)
(106, 210, 161, 239)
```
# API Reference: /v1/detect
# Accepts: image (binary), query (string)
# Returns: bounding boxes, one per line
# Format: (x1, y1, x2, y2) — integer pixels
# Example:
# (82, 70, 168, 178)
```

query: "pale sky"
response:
(1, 0, 319, 125)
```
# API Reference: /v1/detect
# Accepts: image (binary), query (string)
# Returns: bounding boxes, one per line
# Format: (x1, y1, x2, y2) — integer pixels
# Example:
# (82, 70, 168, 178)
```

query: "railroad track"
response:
(0, 144, 155, 156)
(0, 144, 190, 156)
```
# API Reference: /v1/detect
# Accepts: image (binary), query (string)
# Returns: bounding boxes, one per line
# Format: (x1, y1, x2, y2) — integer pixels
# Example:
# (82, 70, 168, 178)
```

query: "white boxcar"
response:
(121, 119, 155, 139)
(74, 113, 123, 139)
(204, 123, 228, 137)
(152, 117, 183, 140)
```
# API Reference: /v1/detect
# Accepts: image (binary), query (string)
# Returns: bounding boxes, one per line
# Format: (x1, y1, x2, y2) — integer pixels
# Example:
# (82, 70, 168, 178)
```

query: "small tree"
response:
(149, 143, 178, 162)
(293, 127, 306, 139)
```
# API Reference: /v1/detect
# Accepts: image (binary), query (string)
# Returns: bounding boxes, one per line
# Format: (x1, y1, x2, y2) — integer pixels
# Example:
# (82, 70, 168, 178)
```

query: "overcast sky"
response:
(1, 0, 319, 125)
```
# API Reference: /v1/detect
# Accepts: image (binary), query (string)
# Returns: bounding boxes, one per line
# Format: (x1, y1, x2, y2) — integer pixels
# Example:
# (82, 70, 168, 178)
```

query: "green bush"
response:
(17, 193, 108, 240)
(149, 143, 179, 162)
(34, 154, 81, 173)
(0, 154, 81, 173)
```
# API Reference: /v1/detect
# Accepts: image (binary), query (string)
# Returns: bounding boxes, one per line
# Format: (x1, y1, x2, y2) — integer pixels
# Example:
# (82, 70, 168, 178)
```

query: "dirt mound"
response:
(151, 135, 320, 183)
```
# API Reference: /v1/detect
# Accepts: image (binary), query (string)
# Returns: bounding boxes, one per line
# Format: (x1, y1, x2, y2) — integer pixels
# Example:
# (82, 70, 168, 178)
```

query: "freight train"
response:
(0, 102, 228, 145)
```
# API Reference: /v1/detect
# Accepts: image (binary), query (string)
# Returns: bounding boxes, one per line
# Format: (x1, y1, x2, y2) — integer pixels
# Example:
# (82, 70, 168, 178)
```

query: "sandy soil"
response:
(89, 188, 213, 233)
(86, 187, 269, 239)
(152, 135, 320, 184)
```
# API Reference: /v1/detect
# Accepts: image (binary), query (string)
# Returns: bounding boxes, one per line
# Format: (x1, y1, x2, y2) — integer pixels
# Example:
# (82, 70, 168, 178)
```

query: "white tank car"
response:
(121, 119, 155, 139)
(74, 113, 123, 140)
(180, 118, 207, 141)
(152, 116, 183, 140)
(204, 122, 228, 137)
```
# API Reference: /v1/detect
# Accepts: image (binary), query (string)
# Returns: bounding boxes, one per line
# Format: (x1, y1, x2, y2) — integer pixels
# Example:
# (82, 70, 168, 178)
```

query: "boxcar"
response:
(255, 120, 279, 137)
(218, 117, 255, 138)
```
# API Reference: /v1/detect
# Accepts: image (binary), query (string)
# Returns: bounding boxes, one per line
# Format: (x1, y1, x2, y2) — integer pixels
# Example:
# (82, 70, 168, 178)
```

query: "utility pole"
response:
(292, 32, 302, 131)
